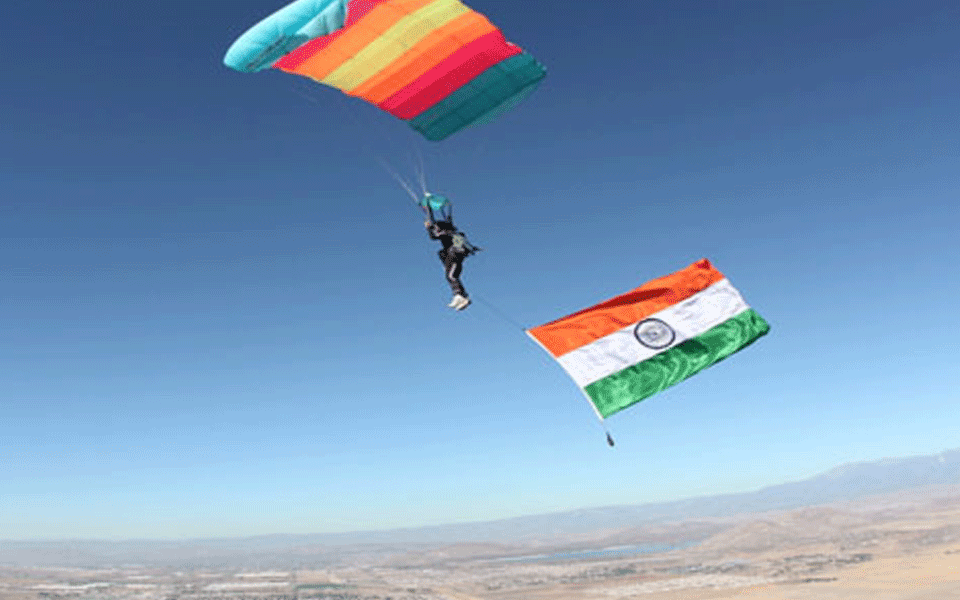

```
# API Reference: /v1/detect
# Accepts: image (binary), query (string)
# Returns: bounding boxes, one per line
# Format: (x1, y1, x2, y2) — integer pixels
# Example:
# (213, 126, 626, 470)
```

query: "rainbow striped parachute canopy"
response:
(224, 0, 546, 141)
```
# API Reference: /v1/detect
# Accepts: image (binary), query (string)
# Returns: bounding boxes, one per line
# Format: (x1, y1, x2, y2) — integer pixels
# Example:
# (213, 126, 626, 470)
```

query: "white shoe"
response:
(454, 296, 472, 311)
(449, 294, 467, 308)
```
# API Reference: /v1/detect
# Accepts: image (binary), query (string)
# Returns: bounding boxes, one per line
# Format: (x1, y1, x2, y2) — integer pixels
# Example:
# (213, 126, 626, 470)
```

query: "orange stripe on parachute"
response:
(280, 0, 436, 83)
(527, 259, 727, 358)
(347, 11, 496, 103)
(274, 0, 387, 71)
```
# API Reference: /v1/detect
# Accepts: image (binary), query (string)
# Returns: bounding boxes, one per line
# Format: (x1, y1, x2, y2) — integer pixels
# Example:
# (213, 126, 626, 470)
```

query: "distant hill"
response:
(2, 448, 958, 567)
(304, 447, 960, 545)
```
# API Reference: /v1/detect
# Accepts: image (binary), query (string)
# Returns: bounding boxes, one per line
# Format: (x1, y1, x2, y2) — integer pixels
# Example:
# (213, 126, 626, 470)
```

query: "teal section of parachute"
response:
(410, 53, 546, 142)
(224, 0, 348, 73)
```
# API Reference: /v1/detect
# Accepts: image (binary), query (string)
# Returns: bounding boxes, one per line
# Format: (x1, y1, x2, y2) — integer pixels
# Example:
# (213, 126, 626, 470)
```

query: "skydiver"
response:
(425, 217, 477, 311)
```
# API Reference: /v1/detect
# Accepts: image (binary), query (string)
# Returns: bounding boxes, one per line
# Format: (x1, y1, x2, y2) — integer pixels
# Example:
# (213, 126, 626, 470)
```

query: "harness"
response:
(421, 195, 482, 256)
(451, 231, 481, 256)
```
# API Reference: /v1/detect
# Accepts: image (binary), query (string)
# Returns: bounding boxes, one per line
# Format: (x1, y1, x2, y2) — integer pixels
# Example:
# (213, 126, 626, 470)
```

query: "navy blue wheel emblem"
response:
(634, 318, 676, 349)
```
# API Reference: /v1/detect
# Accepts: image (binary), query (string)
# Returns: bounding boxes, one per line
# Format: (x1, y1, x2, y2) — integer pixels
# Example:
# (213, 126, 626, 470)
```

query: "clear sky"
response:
(2, 0, 959, 541)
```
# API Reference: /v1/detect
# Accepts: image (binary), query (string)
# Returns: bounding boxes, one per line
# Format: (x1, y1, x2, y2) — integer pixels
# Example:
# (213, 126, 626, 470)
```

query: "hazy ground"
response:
(3, 487, 959, 600)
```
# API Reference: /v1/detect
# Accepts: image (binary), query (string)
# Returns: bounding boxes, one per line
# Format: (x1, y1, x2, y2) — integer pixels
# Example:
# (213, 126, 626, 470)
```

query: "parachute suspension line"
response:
(283, 79, 426, 211)
(414, 147, 428, 196)
(473, 294, 616, 449)
(282, 80, 447, 230)
(377, 158, 420, 205)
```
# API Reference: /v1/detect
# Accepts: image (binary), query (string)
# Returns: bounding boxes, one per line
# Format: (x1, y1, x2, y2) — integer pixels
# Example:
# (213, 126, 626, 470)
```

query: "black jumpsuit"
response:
(427, 220, 468, 298)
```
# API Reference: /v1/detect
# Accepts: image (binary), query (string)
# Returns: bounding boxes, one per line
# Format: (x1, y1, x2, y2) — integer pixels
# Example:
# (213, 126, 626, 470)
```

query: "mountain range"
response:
(2, 448, 958, 567)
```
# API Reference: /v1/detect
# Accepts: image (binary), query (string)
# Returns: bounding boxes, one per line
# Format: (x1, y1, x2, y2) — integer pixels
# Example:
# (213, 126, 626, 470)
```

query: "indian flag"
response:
(526, 259, 770, 419)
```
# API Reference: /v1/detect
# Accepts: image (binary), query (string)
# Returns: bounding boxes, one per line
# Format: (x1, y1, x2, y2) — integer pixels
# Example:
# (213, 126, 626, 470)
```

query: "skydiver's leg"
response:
(441, 251, 467, 297)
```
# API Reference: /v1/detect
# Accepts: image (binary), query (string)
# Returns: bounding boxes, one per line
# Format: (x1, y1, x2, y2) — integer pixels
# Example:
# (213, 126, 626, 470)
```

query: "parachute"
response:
(224, 0, 546, 141)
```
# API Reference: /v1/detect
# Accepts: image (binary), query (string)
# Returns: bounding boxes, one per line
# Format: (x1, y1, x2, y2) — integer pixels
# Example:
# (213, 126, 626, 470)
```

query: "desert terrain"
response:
(3, 486, 959, 600)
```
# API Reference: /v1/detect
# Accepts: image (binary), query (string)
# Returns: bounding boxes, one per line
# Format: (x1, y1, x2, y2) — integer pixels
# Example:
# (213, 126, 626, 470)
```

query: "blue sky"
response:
(2, 0, 959, 540)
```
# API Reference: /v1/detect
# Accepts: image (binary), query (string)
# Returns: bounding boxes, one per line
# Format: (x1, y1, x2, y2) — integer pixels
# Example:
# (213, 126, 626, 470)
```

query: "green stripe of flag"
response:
(585, 309, 771, 418)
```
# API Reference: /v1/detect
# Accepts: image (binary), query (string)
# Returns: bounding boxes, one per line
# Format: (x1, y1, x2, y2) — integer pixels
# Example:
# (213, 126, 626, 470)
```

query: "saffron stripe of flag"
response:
(526, 259, 770, 419)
